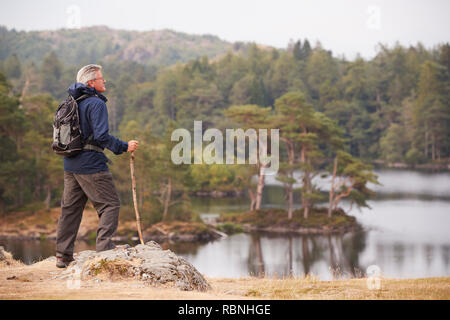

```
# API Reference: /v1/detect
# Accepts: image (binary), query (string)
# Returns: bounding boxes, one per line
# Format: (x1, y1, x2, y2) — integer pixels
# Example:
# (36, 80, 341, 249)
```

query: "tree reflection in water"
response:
(248, 234, 265, 277)
(246, 231, 367, 279)
(3, 230, 450, 278)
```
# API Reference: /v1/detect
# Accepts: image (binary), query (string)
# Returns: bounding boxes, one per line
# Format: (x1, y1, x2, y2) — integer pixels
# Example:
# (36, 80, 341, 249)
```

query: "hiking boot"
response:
(56, 256, 74, 268)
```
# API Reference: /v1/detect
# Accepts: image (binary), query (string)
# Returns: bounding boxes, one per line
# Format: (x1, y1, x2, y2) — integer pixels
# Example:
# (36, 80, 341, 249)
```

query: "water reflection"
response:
(252, 231, 368, 279)
(174, 231, 369, 279)
(248, 234, 265, 277)
(189, 230, 448, 279)
(0, 239, 207, 264)
(1, 229, 450, 280)
(0, 239, 96, 264)
(160, 240, 207, 255)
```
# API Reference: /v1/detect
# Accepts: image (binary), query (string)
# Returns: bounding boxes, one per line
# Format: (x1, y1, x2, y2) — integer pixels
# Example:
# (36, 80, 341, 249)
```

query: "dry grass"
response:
(217, 275, 450, 300)
(0, 259, 449, 300)
(0, 249, 23, 268)
(84, 258, 141, 281)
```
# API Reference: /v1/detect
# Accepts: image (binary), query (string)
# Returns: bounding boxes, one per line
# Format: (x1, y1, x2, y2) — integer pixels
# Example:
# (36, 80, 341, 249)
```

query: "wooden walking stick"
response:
(130, 151, 144, 245)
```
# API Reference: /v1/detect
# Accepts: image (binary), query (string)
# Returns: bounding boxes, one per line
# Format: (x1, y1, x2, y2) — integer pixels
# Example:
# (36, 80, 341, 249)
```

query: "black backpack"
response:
(52, 94, 103, 157)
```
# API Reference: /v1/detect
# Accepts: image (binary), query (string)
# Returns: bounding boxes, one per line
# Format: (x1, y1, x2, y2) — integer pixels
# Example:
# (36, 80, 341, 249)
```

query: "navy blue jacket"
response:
(64, 82, 128, 174)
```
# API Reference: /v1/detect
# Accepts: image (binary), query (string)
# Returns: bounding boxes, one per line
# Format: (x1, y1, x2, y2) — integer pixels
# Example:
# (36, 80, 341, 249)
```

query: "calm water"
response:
(1, 169, 450, 280)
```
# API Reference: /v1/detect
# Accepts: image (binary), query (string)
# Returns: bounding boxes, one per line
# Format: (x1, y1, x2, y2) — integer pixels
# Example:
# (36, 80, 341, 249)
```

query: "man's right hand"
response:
(127, 140, 139, 152)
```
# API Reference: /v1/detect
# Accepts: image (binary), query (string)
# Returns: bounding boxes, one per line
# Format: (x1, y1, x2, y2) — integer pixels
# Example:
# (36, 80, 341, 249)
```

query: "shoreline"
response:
(240, 223, 362, 235)
(0, 206, 363, 242)
(0, 225, 362, 241)
(372, 160, 450, 170)
(217, 208, 362, 236)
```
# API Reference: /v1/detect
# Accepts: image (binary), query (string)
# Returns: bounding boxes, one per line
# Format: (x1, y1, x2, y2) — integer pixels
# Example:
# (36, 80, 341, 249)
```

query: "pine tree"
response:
(414, 61, 449, 160)
(4, 54, 22, 79)
(328, 151, 378, 217)
(225, 104, 274, 210)
(274, 92, 317, 219)
(40, 51, 64, 99)
(293, 40, 302, 60)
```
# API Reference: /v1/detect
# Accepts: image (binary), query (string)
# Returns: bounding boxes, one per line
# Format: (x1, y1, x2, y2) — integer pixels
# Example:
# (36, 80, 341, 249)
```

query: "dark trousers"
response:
(56, 170, 120, 258)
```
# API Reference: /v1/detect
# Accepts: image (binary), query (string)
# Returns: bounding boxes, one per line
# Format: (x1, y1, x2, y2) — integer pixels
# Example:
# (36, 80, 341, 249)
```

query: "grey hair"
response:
(76, 64, 102, 85)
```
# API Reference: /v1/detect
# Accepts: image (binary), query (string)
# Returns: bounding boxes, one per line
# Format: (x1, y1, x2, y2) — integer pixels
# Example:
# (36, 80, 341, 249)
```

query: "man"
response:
(55, 64, 138, 268)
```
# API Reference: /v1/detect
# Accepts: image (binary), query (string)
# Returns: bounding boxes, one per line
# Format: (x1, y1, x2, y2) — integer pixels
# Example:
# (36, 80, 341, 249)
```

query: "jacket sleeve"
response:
(89, 100, 128, 155)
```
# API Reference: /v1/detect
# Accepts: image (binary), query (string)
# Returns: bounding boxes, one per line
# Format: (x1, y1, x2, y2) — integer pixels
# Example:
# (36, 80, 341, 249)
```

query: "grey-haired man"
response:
(55, 64, 138, 268)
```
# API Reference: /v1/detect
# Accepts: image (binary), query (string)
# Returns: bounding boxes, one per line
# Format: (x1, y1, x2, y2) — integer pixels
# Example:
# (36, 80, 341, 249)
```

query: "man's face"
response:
(88, 70, 106, 93)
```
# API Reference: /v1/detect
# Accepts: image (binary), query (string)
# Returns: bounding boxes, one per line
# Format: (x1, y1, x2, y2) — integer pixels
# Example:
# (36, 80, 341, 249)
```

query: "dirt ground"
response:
(1, 259, 449, 300)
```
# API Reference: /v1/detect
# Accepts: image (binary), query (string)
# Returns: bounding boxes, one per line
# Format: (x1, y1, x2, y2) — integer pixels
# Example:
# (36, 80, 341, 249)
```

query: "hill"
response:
(0, 25, 255, 66)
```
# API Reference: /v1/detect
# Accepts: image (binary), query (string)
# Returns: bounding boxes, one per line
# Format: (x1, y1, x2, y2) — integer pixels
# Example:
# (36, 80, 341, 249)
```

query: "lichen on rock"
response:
(57, 241, 211, 291)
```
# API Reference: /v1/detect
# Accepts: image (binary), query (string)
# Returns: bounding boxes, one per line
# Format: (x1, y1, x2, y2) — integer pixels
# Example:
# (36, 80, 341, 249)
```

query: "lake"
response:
(1, 168, 450, 280)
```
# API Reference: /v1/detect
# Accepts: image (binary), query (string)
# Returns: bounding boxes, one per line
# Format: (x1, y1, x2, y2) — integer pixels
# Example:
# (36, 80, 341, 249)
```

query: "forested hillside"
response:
(0, 26, 448, 222)
(0, 25, 245, 67)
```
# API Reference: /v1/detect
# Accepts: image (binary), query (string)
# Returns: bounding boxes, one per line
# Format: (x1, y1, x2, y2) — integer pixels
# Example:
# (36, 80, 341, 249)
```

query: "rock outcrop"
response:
(57, 241, 211, 291)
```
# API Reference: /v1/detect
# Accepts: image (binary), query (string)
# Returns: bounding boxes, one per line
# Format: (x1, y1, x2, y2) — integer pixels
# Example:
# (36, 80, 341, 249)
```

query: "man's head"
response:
(76, 64, 106, 93)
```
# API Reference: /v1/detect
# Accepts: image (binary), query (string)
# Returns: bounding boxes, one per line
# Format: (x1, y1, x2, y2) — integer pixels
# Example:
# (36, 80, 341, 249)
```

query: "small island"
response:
(217, 207, 361, 235)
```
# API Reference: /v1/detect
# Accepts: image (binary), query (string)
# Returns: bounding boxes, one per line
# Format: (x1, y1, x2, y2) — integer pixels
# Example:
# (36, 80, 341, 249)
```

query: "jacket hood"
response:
(67, 82, 107, 102)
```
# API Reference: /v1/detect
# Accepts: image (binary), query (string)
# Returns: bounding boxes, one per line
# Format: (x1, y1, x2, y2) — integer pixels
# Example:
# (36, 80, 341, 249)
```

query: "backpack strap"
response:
(83, 144, 104, 153)
(82, 134, 112, 164)
(74, 97, 113, 164)
(83, 133, 104, 152)
(75, 94, 91, 102)
(83, 143, 112, 164)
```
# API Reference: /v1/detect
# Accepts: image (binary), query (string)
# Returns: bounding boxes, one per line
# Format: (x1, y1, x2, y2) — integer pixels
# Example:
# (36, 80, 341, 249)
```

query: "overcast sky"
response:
(0, 0, 448, 59)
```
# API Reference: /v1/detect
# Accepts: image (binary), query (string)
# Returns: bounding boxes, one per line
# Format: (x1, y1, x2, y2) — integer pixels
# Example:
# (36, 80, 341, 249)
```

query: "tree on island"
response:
(274, 91, 345, 219)
(225, 104, 274, 211)
(155, 122, 193, 221)
(327, 150, 379, 217)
